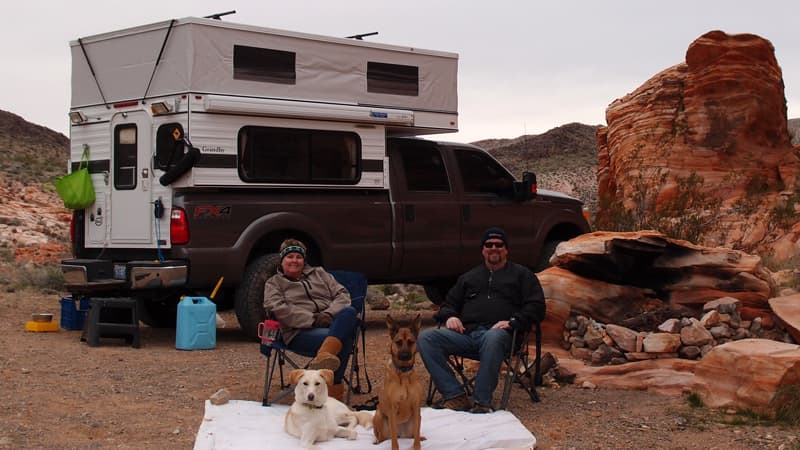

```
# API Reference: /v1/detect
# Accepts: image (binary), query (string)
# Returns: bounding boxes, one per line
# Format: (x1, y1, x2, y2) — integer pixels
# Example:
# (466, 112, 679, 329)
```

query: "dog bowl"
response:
(31, 313, 53, 323)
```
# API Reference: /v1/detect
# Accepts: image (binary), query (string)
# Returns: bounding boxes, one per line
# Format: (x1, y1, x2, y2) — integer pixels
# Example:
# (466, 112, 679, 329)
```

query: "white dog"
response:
(285, 369, 372, 450)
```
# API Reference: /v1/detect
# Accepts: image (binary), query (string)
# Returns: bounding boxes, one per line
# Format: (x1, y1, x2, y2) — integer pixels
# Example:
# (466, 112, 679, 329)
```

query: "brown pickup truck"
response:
(165, 137, 588, 337)
(66, 136, 589, 338)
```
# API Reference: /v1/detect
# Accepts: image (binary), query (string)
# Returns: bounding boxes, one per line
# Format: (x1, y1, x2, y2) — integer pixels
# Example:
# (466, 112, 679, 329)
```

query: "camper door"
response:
(109, 111, 154, 246)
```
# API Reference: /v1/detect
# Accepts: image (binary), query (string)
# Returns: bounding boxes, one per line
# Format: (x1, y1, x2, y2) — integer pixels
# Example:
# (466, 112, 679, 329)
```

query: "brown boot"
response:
(309, 336, 342, 371)
(328, 382, 345, 402)
(432, 394, 470, 411)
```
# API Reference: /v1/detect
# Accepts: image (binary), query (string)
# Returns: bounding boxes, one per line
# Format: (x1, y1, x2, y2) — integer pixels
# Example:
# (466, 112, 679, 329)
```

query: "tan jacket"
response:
(263, 265, 351, 344)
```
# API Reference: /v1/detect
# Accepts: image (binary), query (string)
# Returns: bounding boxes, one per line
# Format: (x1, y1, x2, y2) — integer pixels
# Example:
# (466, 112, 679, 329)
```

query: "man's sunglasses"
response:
(483, 242, 506, 248)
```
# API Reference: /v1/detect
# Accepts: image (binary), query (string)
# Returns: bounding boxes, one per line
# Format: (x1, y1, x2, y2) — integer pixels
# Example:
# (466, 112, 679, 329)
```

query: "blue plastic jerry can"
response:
(176, 296, 217, 350)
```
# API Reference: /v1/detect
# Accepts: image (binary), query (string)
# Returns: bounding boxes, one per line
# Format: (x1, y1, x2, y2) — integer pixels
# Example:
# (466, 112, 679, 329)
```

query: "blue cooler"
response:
(176, 296, 217, 350)
(60, 296, 90, 330)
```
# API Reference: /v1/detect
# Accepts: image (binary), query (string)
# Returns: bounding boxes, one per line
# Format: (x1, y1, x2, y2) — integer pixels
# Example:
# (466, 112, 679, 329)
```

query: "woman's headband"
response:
(280, 245, 306, 260)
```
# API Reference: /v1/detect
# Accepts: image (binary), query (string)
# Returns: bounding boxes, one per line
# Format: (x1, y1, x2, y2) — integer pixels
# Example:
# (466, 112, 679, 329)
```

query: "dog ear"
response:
(319, 369, 334, 386)
(411, 313, 422, 335)
(385, 314, 398, 336)
(290, 369, 305, 385)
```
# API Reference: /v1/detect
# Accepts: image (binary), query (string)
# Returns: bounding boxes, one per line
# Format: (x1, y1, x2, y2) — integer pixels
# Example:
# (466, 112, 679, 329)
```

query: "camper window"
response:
(367, 62, 419, 96)
(114, 124, 137, 190)
(233, 45, 296, 84)
(155, 123, 185, 170)
(238, 126, 360, 184)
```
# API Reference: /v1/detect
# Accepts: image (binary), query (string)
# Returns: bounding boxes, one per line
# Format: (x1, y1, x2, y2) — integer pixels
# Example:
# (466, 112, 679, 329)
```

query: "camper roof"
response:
(70, 17, 459, 121)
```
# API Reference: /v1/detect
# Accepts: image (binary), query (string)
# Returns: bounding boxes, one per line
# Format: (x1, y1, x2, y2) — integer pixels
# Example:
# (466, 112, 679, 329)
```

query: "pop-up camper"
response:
(67, 17, 457, 249)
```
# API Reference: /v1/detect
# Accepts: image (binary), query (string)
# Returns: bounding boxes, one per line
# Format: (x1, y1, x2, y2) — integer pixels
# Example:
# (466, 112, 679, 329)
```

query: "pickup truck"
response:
(68, 136, 590, 338)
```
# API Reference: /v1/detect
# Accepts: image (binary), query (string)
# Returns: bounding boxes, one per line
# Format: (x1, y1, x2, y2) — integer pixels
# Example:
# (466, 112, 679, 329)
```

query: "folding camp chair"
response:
(260, 270, 370, 406)
(425, 319, 543, 410)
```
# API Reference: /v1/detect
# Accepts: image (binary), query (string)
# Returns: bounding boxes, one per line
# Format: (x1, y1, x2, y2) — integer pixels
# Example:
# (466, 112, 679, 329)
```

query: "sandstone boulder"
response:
(768, 293, 800, 343)
(692, 339, 800, 414)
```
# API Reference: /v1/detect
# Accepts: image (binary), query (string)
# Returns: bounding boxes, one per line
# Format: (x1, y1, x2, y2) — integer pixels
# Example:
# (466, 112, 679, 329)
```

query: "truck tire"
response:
(534, 239, 562, 273)
(235, 253, 279, 340)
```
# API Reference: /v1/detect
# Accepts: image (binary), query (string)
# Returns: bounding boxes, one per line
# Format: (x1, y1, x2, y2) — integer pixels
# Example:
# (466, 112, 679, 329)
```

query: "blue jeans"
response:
(287, 306, 357, 383)
(417, 326, 512, 406)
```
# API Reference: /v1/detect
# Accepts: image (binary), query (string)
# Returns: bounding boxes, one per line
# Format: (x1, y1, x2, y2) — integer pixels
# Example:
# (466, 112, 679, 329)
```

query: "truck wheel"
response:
(235, 253, 279, 340)
(534, 239, 562, 273)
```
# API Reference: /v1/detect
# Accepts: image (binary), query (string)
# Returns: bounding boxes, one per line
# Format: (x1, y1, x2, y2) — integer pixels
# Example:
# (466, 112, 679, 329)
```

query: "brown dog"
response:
(373, 314, 425, 450)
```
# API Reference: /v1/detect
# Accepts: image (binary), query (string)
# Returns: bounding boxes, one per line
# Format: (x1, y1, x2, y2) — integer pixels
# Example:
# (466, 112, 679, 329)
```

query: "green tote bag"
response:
(54, 145, 95, 209)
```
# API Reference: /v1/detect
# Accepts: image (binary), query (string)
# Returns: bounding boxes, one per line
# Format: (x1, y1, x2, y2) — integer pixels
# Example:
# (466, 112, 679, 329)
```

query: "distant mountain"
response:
(790, 118, 800, 145)
(0, 109, 68, 184)
(473, 122, 601, 216)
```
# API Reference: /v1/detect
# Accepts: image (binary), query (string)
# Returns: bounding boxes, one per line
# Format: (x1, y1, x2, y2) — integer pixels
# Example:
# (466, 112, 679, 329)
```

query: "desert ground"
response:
(1, 290, 798, 449)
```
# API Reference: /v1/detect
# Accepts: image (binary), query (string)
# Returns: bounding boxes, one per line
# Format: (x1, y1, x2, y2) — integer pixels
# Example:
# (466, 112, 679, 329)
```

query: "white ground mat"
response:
(194, 400, 536, 450)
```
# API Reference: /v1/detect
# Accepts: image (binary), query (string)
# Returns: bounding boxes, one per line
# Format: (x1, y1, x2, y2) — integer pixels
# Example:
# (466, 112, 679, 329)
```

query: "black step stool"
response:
(82, 297, 141, 348)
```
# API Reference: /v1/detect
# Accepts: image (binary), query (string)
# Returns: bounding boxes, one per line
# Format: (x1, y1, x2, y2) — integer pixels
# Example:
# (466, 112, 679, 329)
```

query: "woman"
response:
(263, 238, 358, 401)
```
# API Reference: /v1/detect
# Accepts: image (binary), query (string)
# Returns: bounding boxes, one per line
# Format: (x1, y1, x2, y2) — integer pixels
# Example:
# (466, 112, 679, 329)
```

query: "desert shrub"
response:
(770, 384, 800, 425)
(686, 392, 704, 408)
(0, 247, 13, 263)
(15, 263, 64, 291)
(596, 167, 722, 243)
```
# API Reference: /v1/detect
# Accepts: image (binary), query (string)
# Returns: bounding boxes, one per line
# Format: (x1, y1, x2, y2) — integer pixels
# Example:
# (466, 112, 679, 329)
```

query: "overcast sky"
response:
(2, 1, 798, 143)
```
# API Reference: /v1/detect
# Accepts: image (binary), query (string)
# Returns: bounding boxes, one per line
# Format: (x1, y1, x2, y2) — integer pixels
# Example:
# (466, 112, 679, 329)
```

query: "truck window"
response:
(233, 45, 296, 85)
(454, 149, 514, 194)
(238, 126, 360, 184)
(399, 145, 450, 192)
(367, 62, 419, 96)
(155, 123, 185, 170)
(113, 124, 137, 190)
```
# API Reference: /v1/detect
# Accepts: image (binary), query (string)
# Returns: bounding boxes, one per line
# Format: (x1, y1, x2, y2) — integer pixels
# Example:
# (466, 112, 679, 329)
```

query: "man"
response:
(417, 227, 546, 413)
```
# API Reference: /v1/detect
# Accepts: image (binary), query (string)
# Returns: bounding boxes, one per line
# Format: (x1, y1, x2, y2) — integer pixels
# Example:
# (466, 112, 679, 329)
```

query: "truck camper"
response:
(62, 17, 589, 337)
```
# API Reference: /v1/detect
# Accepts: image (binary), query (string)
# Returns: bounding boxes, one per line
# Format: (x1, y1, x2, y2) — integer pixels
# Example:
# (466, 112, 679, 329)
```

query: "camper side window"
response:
(367, 62, 419, 96)
(233, 45, 296, 84)
(114, 124, 137, 190)
(238, 126, 360, 184)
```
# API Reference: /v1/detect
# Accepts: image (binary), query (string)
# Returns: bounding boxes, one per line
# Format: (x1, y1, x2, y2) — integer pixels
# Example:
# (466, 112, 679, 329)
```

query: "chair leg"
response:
(262, 349, 277, 406)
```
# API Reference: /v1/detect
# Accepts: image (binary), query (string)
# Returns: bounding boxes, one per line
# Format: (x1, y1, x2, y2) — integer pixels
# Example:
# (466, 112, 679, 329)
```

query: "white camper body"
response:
(68, 17, 458, 251)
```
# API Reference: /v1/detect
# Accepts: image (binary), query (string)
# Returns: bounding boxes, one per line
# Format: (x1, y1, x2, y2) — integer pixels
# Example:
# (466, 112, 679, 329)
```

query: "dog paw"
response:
(346, 429, 357, 440)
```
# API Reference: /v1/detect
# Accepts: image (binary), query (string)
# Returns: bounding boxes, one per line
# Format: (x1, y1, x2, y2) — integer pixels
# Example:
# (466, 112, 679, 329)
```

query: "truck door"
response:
(109, 111, 154, 246)
(449, 146, 537, 270)
(388, 140, 461, 279)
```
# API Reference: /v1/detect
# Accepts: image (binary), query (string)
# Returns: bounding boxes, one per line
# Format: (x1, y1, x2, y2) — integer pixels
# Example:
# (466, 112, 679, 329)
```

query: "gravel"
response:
(1, 292, 797, 449)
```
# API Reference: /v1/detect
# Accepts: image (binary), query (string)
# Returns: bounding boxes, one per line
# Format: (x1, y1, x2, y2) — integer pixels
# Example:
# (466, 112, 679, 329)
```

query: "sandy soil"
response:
(1, 291, 798, 449)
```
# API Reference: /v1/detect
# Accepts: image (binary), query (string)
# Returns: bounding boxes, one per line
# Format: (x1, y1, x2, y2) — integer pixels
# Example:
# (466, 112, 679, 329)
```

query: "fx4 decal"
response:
(194, 205, 232, 219)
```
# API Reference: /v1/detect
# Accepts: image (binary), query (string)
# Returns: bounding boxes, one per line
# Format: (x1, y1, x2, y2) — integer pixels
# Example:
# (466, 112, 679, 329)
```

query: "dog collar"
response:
(392, 360, 414, 373)
(302, 402, 324, 410)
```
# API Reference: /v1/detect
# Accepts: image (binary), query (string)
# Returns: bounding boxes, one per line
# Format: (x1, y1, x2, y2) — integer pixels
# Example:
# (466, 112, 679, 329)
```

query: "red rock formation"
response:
(596, 31, 800, 259)
(547, 230, 775, 320)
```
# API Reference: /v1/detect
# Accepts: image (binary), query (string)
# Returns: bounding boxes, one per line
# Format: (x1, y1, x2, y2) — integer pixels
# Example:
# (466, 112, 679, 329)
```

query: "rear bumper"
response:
(61, 259, 188, 290)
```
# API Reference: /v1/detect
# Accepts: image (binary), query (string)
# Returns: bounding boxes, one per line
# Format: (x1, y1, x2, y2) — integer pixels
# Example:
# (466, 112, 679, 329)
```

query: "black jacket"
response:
(437, 262, 545, 333)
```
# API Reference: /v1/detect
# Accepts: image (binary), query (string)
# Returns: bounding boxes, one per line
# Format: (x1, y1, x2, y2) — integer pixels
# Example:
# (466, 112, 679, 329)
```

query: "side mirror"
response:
(514, 171, 538, 201)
